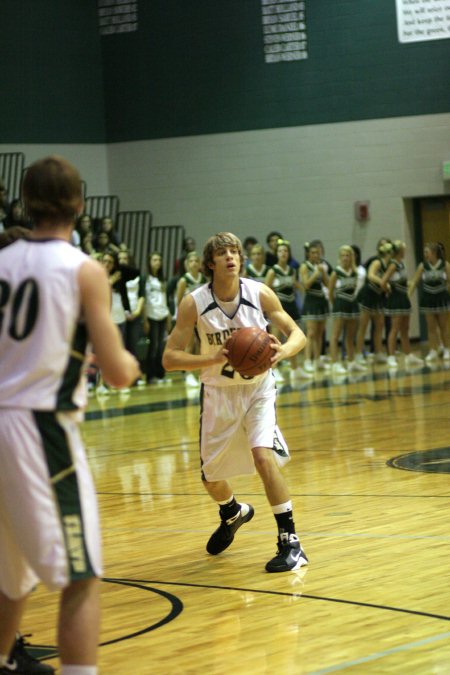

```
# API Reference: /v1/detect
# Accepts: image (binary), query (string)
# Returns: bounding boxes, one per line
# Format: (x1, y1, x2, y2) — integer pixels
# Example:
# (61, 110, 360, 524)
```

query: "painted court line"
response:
(306, 631, 450, 674)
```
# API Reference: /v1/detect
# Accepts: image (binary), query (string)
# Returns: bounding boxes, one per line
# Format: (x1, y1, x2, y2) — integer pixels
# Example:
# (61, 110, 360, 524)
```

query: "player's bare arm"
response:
(79, 258, 140, 387)
(260, 284, 307, 365)
(163, 295, 226, 372)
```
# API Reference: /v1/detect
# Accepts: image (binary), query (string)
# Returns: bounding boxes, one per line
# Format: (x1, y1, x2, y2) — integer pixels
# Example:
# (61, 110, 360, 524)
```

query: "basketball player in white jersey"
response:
(163, 232, 308, 572)
(0, 156, 140, 675)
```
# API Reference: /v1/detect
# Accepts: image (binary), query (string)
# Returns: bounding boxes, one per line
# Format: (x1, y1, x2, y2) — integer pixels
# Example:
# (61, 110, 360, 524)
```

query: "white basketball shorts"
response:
(0, 409, 102, 600)
(200, 373, 290, 481)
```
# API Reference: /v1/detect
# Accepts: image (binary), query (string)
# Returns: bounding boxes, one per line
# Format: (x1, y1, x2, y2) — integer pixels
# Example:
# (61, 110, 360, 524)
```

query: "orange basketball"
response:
(225, 327, 273, 377)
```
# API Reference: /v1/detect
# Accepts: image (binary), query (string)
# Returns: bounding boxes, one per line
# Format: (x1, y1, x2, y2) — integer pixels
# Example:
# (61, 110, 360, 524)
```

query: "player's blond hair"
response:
(202, 232, 244, 279)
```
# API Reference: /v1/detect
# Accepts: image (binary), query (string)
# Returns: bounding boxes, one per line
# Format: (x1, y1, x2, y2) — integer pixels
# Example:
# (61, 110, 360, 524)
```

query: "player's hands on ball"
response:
(268, 334, 284, 366)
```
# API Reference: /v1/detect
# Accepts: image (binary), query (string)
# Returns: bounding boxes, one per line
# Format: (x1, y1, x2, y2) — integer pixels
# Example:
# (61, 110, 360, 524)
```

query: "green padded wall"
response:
(2, 1, 105, 143)
(101, 0, 450, 141)
(2, 1, 449, 143)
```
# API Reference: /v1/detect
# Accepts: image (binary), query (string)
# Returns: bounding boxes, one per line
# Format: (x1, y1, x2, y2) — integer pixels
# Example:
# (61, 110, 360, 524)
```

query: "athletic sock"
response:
(272, 501, 296, 537)
(61, 666, 98, 675)
(218, 495, 240, 522)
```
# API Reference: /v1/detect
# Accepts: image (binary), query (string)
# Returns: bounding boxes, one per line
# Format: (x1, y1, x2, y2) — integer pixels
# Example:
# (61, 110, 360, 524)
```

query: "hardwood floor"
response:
(22, 359, 450, 674)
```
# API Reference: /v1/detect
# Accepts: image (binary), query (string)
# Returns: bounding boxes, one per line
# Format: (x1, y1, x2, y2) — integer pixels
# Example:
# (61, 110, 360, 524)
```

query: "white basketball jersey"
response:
(191, 277, 269, 386)
(0, 238, 89, 411)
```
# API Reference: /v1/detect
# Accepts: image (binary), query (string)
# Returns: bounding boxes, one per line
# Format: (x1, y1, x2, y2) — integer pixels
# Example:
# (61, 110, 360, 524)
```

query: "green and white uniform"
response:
(302, 261, 329, 320)
(419, 260, 449, 314)
(331, 266, 359, 318)
(0, 239, 101, 599)
(384, 259, 411, 316)
(271, 263, 300, 320)
(358, 258, 387, 313)
(246, 263, 269, 282)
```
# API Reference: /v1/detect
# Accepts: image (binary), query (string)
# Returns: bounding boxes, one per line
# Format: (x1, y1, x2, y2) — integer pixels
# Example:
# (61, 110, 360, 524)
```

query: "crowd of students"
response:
(80, 218, 449, 390)
(4, 193, 447, 389)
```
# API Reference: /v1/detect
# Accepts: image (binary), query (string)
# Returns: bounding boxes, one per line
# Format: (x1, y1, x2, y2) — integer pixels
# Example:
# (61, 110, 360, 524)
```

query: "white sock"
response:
(218, 495, 235, 506)
(61, 666, 98, 675)
(272, 500, 292, 514)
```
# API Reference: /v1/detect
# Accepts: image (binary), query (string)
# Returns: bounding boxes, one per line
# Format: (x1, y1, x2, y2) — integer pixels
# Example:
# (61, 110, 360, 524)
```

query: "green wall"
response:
(101, 0, 450, 141)
(1, 0, 105, 143)
(1, 1, 449, 144)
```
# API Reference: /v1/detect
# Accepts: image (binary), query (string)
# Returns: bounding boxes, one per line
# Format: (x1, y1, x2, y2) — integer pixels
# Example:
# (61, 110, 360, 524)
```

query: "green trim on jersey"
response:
(33, 411, 95, 581)
(56, 322, 88, 410)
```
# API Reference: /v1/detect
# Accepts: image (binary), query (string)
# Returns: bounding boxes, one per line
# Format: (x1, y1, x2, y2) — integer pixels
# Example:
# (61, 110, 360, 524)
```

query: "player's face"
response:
(150, 254, 162, 273)
(211, 245, 241, 277)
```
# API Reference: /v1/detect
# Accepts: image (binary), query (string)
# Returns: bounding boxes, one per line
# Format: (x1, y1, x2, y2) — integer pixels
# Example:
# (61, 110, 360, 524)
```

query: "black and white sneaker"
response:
(206, 503, 254, 555)
(265, 533, 308, 573)
(2, 635, 55, 674)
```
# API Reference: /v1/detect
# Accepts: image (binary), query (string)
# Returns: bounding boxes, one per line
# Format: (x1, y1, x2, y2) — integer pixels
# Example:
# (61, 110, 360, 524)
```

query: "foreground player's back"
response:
(0, 237, 90, 411)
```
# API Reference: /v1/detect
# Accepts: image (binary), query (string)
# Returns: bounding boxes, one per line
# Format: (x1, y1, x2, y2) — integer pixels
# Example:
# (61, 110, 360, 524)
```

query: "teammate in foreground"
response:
(0, 156, 140, 675)
(163, 232, 308, 572)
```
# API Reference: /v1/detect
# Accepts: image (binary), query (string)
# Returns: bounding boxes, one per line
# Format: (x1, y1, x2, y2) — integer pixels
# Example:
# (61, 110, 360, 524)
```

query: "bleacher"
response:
(0, 152, 186, 276)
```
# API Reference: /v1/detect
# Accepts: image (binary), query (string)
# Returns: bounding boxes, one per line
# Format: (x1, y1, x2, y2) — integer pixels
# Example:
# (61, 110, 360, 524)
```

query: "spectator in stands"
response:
(145, 252, 171, 384)
(174, 236, 196, 276)
(4, 198, 31, 230)
(95, 230, 120, 256)
(176, 251, 206, 388)
(243, 236, 258, 266)
(80, 231, 100, 258)
(0, 178, 9, 232)
(265, 231, 284, 267)
(118, 249, 146, 379)
(96, 215, 122, 247)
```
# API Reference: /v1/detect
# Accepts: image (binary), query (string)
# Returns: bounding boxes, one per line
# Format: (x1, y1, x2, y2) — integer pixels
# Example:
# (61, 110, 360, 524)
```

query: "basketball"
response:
(225, 327, 274, 377)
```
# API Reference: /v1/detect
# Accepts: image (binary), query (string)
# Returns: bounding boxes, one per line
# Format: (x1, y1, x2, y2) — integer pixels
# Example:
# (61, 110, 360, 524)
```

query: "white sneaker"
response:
(347, 360, 367, 372)
(387, 356, 398, 368)
(332, 362, 347, 375)
(96, 384, 110, 395)
(355, 353, 367, 365)
(291, 366, 313, 380)
(405, 353, 424, 367)
(442, 349, 450, 361)
(136, 378, 146, 387)
(316, 359, 331, 371)
(425, 349, 438, 362)
(273, 368, 285, 383)
(374, 353, 388, 364)
(303, 360, 314, 374)
(185, 373, 200, 388)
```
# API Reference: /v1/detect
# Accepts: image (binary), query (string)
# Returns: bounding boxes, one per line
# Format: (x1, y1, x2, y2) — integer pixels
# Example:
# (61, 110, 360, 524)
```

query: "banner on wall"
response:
(396, 0, 450, 43)
(98, 0, 138, 35)
(261, 0, 308, 63)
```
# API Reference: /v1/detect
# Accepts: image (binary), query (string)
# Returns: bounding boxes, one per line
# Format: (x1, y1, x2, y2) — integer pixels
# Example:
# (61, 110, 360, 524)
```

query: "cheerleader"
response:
(382, 241, 424, 368)
(176, 251, 206, 387)
(328, 246, 366, 374)
(265, 239, 306, 381)
(355, 241, 392, 364)
(300, 242, 330, 373)
(245, 243, 270, 281)
(408, 242, 449, 361)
